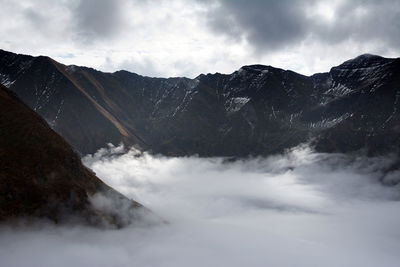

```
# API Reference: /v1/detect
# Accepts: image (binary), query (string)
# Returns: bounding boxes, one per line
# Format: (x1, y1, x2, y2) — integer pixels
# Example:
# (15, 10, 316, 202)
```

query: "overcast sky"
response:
(1, 0, 399, 77)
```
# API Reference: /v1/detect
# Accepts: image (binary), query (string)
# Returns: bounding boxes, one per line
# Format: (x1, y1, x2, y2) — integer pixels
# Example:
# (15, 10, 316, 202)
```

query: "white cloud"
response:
(1, 145, 399, 267)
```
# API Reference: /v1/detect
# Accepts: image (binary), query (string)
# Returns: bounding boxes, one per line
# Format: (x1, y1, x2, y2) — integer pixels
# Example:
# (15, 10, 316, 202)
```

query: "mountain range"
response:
(1, 49, 399, 157)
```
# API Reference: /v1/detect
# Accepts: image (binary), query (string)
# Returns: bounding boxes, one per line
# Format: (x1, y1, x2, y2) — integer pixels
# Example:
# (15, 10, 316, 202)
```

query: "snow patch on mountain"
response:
(0, 74, 15, 87)
(225, 97, 250, 113)
(324, 83, 352, 97)
(309, 113, 352, 129)
(65, 65, 78, 74)
(382, 90, 400, 128)
(172, 90, 199, 117)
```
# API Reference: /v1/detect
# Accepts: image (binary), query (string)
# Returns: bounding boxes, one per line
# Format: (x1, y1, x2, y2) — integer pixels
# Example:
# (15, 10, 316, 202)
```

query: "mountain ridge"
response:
(1, 48, 399, 157)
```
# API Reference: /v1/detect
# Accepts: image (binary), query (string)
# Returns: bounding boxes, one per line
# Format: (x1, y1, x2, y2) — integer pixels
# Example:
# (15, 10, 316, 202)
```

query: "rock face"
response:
(1, 49, 399, 157)
(0, 84, 150, 226)
(308, 55, 400, 155)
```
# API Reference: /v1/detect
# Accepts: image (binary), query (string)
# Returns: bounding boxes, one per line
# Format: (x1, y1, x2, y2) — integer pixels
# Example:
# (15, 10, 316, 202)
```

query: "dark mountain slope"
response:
(307, 55, 400, 154)
(0, 50, 148, 154)
(1, 49, 399, 157)
(0, 84, 150, 226)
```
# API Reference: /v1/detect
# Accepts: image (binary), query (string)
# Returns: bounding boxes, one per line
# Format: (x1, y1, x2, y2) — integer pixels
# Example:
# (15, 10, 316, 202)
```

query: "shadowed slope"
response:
(0, 49, 148, 154)
(0, 84, 152, 227)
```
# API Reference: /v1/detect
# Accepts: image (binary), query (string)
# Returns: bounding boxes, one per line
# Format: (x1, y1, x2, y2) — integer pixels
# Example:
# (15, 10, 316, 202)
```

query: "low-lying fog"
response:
(1, 145, 400, 267)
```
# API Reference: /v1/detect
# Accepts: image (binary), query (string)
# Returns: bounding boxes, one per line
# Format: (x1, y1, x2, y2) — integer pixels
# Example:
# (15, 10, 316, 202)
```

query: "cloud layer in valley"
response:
(0, 0, 399, 77)
(1, 145, 400, 267)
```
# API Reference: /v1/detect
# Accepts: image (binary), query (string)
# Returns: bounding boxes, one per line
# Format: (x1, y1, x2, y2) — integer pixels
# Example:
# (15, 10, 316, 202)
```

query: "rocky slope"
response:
(0, 83, 151, 226)
(1, 49, 399, 157)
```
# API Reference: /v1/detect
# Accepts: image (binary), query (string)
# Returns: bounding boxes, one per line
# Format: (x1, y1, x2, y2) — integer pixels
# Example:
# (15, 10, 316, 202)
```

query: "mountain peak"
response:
(355, 53, 382, 59)
(335, 53, 392, 69)
(240, 64, 276, 72)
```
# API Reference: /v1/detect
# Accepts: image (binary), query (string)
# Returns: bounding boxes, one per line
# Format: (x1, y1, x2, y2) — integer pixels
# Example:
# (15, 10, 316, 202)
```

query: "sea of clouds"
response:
(1, 144, 400, 267)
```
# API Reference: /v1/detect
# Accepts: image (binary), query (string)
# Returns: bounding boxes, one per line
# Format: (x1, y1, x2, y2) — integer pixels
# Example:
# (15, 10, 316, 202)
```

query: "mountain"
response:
(308, 55, 400, 155)
(1, 49, 399, 157)
(0, 83, 151, 226)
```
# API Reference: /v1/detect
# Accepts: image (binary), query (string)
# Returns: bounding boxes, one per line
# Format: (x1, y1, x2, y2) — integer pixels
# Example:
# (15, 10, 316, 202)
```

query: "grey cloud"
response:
(1, 0, 129, 45)
(23, 8, 47, 28)
(72, 0, 127, 44)
(206, 0, 311, 50)
(315, 0, 400, 49)
(205, 0, 400, 53)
